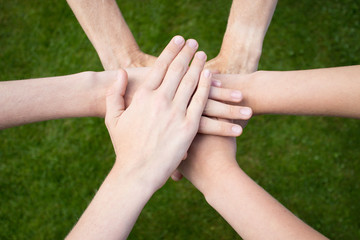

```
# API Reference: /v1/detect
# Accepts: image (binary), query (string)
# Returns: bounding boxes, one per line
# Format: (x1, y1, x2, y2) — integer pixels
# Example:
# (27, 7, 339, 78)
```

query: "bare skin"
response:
(213, 65, 360, 118)
(67, 1, 327, 238)
(205, 0, 278, 73)
(67, 35, 214, 240)
(178, 134, 327, 239)
(67, 0, 156, 70)
(0, 38, 252, 134)
(67, 0, 277, 74)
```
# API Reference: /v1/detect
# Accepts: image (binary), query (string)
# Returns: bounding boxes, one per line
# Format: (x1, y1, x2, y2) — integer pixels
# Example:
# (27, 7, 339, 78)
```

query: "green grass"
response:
(0, 0, 359, 239)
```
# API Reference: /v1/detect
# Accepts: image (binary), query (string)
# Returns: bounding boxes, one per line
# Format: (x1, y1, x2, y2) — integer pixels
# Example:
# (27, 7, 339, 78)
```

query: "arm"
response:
(0, 71, 106, 129)
(0, 68, 250, 133)
(214, 65, 360, 118)
(67, 36, 212, 239)
(206, 0, 278, 73)
(178, 136, 327, 239)
(66, 0, 155, 70)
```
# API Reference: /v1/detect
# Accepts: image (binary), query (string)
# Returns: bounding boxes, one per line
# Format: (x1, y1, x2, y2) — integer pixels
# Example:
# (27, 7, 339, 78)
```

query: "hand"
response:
(94, 68, 252, 136)
(105, 36, 214, 190)
(126, 50, 157, 68)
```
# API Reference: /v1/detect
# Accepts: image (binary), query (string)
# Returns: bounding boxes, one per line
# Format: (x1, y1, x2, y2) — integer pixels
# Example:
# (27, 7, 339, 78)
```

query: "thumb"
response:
(105, 69, 128, 126)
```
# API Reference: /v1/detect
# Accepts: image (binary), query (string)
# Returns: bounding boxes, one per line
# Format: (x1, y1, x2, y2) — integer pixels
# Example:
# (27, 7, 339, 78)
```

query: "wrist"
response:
(246, 70, 274, 115)
(88, 71, 118, 117)
(109, 160, 157, 199)
(203, 164, 244, 207)
(218, 29, 263, 73)
(100, 44, 141, 70)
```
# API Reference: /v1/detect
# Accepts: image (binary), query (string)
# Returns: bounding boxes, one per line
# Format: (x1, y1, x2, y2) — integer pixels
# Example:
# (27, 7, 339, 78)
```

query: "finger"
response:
(209, 86, 243, 103)
(171, 169, 183, 181)
(203, 99, 252, 120)
(143, 35, 185, 90)
(198, 116, 243, 137)
(173, 51, 207, 110)
(158, 39, 199, 99)
(211, 73, 242, 89)
(186, 69, 212, 123)
(105, 69, 128, 126)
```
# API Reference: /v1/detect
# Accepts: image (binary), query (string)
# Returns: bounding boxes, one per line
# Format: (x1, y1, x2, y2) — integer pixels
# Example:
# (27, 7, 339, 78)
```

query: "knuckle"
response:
(155, 59, 169, 71)
(228, 105, 237, 117)
(192, 95, 206, 107)
(169, 62, 187, 74)
(198, 77, 211, 88)
(182, 77, 197, 90)
(203, 101, 211, 115)
(198, 117, 210, 133)
(219, 122, 228, 134)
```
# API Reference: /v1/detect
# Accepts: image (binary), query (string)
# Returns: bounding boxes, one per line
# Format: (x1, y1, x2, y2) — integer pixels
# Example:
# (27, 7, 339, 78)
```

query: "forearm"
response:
(219, 0, 278, 72)
(67, 165, 154, 240)
(67, 0, 140, 70)
(221, 65, 360, 118)
(0, 71, 114, 129)
(203, 160, 327, 239)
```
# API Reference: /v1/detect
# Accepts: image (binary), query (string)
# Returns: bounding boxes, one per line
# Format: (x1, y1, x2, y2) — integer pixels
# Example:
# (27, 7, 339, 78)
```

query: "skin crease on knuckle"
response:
(181, 75, 197, 91)
(169, 61, 188, 76)
(154, 59, 170, 73)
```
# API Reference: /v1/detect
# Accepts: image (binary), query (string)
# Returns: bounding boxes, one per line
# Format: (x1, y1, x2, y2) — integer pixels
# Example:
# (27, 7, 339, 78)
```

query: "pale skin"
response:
(0, 42, 252, 132)
(66, 0, 156, 70)
(213, 65, 360, 118)
(205, 0, 278, 73)
(30, 0, 329, 238)
(66, 0, 326, 238)
(66, 0, 278, 74)
(172, 1, 325, 238)
(67, 35, 214, 240)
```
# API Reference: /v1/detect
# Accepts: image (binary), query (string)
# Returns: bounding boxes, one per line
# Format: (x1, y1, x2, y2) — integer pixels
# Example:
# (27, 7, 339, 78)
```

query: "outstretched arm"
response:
(66, 0, 156, 70)
(0, 68, 250, 133)
(206, 0, 278, 73)
(0, 72, 106, 129)
(214, 65, 360, 118)
(67, 36, 213, 240)
(179, 136, 327, 239)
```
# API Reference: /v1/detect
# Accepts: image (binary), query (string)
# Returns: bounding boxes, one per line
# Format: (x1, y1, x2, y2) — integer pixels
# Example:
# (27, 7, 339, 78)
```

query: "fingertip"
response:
(230, 90, 243, 102)
(186, 39, 198, 49)
(173, 35, 185, 46)
(240, 107, 253, 119)
(171, 171, 183, 181)
(211, 80, 222, 87)
(231, 125, 243, 136)
(196, 51, 207, 61)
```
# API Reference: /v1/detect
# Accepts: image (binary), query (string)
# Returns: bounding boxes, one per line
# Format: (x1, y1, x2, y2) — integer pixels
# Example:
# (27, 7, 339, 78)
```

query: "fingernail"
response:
(204, 69, 211, 78)
(196, 51, 207, 60)
(187, 39, 198, 49)
(232, 125, 242, 134)
(240, 108, 252, 116)
(230, 91, 242, 99)
(174, 36, 184, 45)
(212, 80, 221, 87)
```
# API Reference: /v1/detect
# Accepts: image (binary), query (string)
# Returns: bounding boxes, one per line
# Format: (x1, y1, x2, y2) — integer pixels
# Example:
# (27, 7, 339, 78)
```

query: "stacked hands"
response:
(3, 0, 360, 239)
(105, 36, 251, 190)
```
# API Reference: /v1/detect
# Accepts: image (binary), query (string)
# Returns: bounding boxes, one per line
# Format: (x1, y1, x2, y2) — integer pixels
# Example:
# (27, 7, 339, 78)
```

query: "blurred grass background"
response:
(0, 0, 359, 239)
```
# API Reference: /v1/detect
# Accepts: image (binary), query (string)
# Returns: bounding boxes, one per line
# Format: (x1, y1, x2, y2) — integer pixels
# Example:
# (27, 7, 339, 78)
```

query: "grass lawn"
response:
(1, 0, 360, 239)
